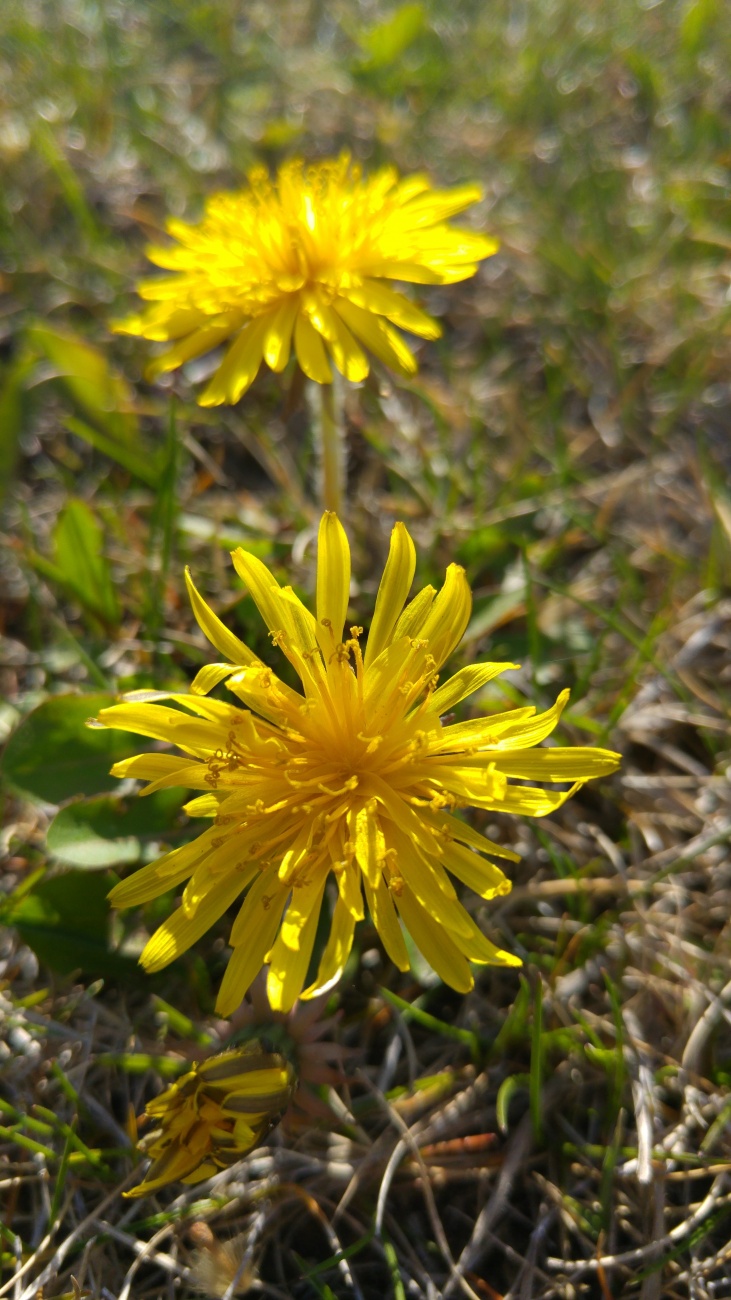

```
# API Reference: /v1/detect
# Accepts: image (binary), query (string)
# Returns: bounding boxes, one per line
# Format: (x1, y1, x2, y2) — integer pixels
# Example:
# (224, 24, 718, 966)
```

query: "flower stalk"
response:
(316, 378, 346, 516)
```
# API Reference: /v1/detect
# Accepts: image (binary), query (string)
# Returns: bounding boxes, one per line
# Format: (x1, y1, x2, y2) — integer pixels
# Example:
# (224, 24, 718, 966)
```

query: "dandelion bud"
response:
(125, 1043, 296, 1198)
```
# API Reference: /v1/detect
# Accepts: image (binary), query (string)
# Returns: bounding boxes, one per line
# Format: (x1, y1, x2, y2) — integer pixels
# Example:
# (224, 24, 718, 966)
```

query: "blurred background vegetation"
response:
(2, 1, 731, 1297)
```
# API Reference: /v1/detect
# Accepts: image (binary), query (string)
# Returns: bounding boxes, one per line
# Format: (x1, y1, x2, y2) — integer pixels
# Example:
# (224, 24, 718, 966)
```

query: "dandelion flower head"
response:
(114, 154, 497, 405)
(126, 1044, 295, 1197)
(98, 515, 620, 1014)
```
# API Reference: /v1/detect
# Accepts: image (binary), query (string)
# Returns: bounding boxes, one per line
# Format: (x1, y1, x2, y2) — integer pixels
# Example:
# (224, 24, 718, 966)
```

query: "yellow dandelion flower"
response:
(113, 154, 497, 405)
(97, 514, 620, 1014)
(125, 1043, 295, 1198)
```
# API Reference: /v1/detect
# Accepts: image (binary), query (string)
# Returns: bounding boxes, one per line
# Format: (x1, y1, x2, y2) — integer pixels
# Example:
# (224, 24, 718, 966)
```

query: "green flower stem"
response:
(316, 379, 346, 517)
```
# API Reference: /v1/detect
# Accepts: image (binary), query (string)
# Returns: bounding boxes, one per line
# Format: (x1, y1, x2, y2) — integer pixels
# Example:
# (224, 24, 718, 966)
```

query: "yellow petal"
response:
(493, 781, 584, 818)
(124, 760, 211, 798)
(484, 690, 574, 751)
(200, 1049, 289, 1083)
(316, 511, 351, 647)
(182, 846, 258, 917)
(445, 906, 521, 968)
(342, 281, 441, 340)
(183, 793, 224, 818)
(113, 303, 204, 342)
(395, 887, 474, 993)
(353, 804, 385, 889)
(108, 841, 203, 909)
(429, 810, 520, 862)
(140, 869, 248, 973)
(364, 522, 416, 669)
(110, 752, 194, 782)
(441, 839, 512, 900)
(199, 316, 268, 407)
(216, 878, 288, 1017)
(391, 584, 436, 641)
(357, 259, 444, 285)
(263, 297, 299, 371)
(301, 894, 356, 999)
(436, 708, 535, 752)
(180, 1162, 218, 1185)
(489, 747, 621, 782)
(145, 315, 239, 379)
(333, 850, 364, 920)
(362, 634, 414, 713)
(369, 777, 440, 857)
(185, 568, 262, 668)
(387, 822, 458, 909)
(428, 662, 519, 717)
(278, 586, 321, 665)
(229, 550, 318, 668)
(334, 298, 417, 378)
(306, 293, 369, 383)
(230, 547, 294, 643)
(294, 311, 332, 383)
(97, 702, 223, 754)
(125, 1142, 197, 1197)
(363, 874, 410, 971)
(189, 663, 240, 696)
(267, 876, 327, 1013)
(399, 183, 486, 225)
(227, 665, 301, 725)
(420, 563, 472, 667)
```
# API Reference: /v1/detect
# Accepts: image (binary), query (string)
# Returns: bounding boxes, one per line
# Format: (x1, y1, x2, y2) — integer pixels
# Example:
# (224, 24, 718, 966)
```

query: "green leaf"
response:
(47, 788, 187, 869)
(1, 693, 142, 804)
(144, 400, 179, 639)
(681, 0, 719, 53)
(530, 977, 544, 1141)
(26, 322, 139, 441)
(356, 3, 425, 68)
(64, 416, 161, 488)
(52, 498, 120, 628)
(496, 1073, 529, 1134)
(32, 121, 103, 244)
(380, 986, 480, 1061)
(0, 354, 35, 508)
(4, 870, 139, 980)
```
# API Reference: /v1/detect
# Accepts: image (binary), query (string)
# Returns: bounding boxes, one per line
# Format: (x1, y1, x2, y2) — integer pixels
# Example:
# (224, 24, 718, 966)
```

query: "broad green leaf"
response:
(47, 789, 186, 869)
(1, 693, 143, 804)
(4, 871, 141, 980)
(27, 322, 138, 441)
